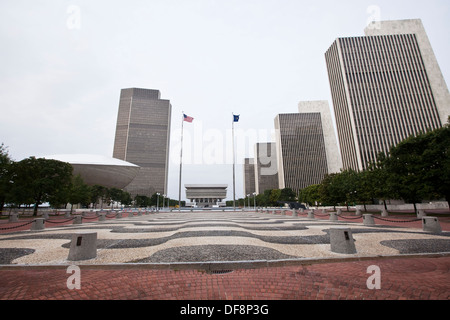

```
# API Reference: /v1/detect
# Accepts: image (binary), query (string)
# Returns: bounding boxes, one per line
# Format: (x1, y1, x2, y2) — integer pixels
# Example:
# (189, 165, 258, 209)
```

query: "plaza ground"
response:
(0, 209, 449, 300)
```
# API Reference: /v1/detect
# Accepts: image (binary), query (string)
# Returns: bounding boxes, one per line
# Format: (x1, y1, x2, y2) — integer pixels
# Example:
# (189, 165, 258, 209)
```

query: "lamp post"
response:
(162, 194, 166, 211)
(247, 194, 250, 210)
(156, 192, 160, 211)
(253, 192, 256, 211)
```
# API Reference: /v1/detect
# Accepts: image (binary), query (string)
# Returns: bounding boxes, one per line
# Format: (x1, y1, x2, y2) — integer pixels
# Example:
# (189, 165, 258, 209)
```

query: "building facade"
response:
(243, 158, 256, 196)
(298, 101, 342, 174)
(185, 184, 227, 208)
(325, 19, 450, 171)
(113, 88, 172, 197)
(274, 112, 329, 192)
(254, 142, 279, 194)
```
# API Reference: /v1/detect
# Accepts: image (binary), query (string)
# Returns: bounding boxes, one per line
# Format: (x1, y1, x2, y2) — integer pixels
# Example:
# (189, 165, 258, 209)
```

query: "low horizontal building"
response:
(185, 184, 227, 208)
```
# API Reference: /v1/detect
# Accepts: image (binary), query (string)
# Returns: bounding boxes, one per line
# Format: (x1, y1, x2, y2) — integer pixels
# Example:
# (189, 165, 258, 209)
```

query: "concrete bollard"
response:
(307, 211, 315, 219)
(381, 208, 389, 217)
(98, 213, 106, 222)
(329, 212, 338, 221)
(336, 208, 342, 215)
(292, 210, 298, 217)
(9, 214, 19, 222)
(363, 214, 375, 226)
(64, 211, 71, 218)
(355, 209, 362, 216)
(43, 212, 49, 220)
(329, 228, 357, 254)
(31, 218, 45, 231)
(116, 212, 123, 219)
(128, 212, 134, 218)
(417, 209, 426, 218)
(73, 216, 83, 225)
(422, 217, 442, 234)
(282, 210, 286, 216)
(67, 232, 97, 261)
(138, 211, 142, 216)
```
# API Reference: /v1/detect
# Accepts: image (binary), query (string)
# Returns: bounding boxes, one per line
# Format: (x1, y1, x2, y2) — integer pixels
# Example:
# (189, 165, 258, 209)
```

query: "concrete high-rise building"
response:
(113, 88, 172, 197)
(274, 111, 329, 192)
(243, 158, 256, 196)
(298, 101, 342, 174)
(325, 19, 450, 171)
(254, 142, 279, 194)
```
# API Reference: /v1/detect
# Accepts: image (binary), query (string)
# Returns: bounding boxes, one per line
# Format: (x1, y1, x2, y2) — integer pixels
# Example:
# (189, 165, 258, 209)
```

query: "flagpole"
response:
(178, 111, 184, 212)
(232, 112, 236, 211)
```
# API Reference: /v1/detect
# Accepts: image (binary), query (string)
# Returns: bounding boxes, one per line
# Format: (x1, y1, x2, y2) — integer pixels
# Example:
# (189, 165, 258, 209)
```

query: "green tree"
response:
(384, 133, 433, 213)
(337, 169, 360, 210)
(418, 125, 450, 207)
(353, 169, 374, 211)
(120, 190, 132, 207)
(108, 188, 123, 208)
(134, 194, 151, 208)
(66, 175, 92, 212)
(10, 157, 73, 215)
(0, 143, 13, 214)
(319, 173, 343, 209)
(299, 184, 321, 207)
(269, 189, 281, 206)
(279, 188, 296, 202)
(91, 185, 107, 209)
(365, 153, 397, 210)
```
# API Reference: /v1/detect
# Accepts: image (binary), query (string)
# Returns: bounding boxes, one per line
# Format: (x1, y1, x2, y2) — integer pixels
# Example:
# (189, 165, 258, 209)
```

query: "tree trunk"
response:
(413, 202, 417, 215)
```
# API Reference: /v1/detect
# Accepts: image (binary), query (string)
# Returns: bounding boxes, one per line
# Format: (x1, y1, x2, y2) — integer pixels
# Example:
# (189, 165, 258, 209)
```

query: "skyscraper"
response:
(254, 142, 279, 194)
(298, 101, 342, 174)
(325, 19, 450, 171)
(243, 158, 256, 196)
(113, 88, 172, 197)
(274, 110, 329, 192)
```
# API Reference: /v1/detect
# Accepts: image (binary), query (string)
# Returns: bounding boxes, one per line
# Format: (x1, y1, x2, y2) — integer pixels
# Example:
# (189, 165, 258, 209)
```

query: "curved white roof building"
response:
(44, 154, 140, 189)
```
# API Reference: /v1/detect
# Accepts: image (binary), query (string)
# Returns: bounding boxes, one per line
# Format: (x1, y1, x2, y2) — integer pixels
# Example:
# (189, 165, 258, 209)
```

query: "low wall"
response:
(356, 201, 449, 212)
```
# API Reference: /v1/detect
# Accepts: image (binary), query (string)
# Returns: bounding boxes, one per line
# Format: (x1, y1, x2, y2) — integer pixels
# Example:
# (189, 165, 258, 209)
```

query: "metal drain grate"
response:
(209, 269, 234, 275)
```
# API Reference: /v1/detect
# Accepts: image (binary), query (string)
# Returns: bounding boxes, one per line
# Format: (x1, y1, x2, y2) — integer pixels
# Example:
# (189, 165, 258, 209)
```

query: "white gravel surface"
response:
(0, 212, 449, 265)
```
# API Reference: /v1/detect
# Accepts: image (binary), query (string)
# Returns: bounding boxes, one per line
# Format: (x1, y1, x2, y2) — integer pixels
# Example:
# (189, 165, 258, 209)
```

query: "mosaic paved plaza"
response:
(1, 210, 449, 266)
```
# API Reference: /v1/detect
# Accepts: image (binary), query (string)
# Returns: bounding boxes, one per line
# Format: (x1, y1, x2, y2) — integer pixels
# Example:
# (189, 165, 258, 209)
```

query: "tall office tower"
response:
(113, 88, 172, 197)
(275, 111, 329, 192)
(243, 158, 256, 196)
(298, 101, 342, 174)
(254, 142, 279, 194)
(325, 19, 450, 171)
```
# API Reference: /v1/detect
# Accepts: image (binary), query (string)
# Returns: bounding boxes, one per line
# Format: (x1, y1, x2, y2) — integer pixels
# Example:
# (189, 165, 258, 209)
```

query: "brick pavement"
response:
(0, 255, 448, 301)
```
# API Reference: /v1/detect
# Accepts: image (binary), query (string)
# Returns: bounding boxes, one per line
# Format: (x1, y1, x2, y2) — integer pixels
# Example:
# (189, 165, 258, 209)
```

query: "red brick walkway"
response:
(1, 256, 448, 301)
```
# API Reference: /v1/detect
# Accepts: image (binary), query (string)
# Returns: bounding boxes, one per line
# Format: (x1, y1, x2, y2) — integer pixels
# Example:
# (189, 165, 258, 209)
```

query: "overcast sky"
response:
(1, 0, 449, 200)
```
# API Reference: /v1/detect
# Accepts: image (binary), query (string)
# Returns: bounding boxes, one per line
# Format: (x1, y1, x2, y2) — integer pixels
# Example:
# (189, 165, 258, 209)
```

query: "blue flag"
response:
(233, 115, 240, 122)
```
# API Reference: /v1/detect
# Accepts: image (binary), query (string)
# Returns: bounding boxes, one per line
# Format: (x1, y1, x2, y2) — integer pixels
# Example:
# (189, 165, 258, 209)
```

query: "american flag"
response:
(183, 114, 194, 123)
